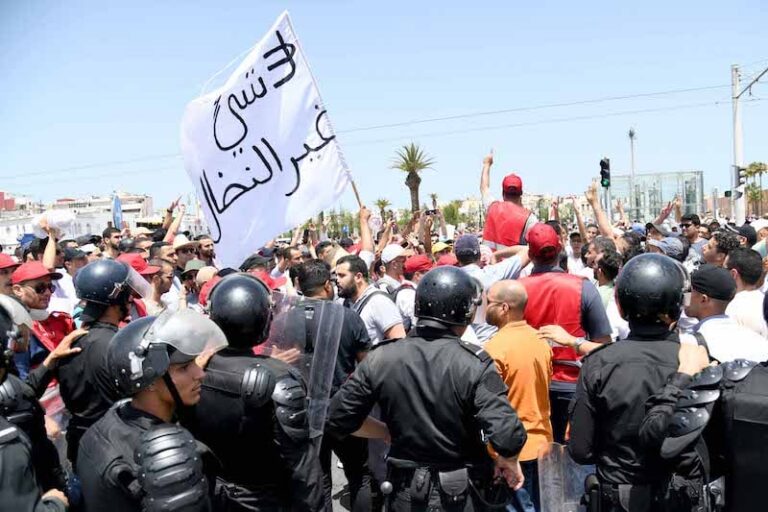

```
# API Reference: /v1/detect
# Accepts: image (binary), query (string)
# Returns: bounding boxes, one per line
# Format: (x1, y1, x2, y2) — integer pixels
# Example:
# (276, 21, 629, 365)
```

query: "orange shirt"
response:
(485, 320, 553, 462)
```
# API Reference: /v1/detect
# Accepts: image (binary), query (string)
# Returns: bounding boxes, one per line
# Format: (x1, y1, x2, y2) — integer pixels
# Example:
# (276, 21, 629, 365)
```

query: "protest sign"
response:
(181, 11, 351, 267)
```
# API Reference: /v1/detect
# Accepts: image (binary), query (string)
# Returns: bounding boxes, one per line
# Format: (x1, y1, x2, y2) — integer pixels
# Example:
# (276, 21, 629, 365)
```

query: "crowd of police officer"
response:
(0, 252, 765, 511)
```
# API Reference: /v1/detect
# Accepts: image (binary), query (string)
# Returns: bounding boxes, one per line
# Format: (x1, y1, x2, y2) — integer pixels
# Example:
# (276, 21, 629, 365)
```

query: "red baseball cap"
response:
(117, 253, 161, 276)
(527, 223, 562, 260)
(250, 270, 287, 291)
(11, 262, 62, 285)
(502, 173, 523, 194)
(0, 254, 21, 271)
(404, 255, 434, 275)
(436, 253, 459, 267)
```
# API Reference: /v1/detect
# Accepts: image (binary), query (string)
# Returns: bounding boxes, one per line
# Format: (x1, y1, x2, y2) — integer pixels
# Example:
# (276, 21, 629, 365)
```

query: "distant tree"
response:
(374, 198, 391, 220)
(391, 143, 435, 213)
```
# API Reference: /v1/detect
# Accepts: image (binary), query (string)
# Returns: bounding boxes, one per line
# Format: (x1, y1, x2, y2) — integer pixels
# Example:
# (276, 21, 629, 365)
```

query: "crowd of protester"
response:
(1, 152, 768, 511)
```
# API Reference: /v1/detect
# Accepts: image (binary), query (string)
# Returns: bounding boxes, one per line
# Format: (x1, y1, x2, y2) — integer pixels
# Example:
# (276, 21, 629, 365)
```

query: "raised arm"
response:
(358, 206, 374, 254)
(585, 181, 615, 240)
(163, 204, 186, 243)
(480, 150, 494, 200)
(572, 197, 587, 240)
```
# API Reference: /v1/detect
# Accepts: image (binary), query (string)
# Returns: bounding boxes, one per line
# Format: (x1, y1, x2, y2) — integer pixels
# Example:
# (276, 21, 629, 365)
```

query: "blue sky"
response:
(1, 0, 766, 212)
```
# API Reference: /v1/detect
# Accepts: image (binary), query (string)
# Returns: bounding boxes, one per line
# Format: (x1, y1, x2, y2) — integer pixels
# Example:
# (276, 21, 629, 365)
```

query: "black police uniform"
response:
(56, 322, 120, 466)
(78, 403, 213, 512)
(569, 332, 685, 493)
(569, 253, 692, 512)
(0, 372, 67, 492)
(182, 348, 325, 511)
(0, 415, 67, 512)
(327, 322, 527, 511)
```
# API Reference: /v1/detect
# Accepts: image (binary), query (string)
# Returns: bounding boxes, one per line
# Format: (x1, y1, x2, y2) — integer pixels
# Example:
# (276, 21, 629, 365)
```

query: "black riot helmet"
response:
(75, 259, 151, 324)
(0, 305, 14, 371)
(415, 266, 482, 327)
(208, 273, 272, 349)
(108, 310, 227, 398)
(616, 253, 686, 330)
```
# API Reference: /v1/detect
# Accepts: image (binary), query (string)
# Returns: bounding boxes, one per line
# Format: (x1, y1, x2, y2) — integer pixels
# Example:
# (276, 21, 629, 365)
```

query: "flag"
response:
(112, 194, 123, 229)
(181, 11, 351, 268)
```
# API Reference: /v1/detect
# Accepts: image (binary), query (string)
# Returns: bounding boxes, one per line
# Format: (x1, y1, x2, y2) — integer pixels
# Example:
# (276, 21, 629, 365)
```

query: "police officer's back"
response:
(327, 267, 528, 510)
(77, 311, 223, 512)
(181, 273, 324, 511)
(56, 259, 137, 465)
(569, 254, 689, 511)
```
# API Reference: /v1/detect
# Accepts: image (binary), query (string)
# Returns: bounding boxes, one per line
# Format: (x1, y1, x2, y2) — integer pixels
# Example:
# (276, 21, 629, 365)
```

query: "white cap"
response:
(381, 244, 406, 264)
(79, 243, 98, 254)
(750, 218, 768, 233)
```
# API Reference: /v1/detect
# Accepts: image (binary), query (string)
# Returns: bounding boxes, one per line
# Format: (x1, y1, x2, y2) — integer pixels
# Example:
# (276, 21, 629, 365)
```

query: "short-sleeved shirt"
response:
(350, 285, 403, 345)
(485, 320, 553, 462)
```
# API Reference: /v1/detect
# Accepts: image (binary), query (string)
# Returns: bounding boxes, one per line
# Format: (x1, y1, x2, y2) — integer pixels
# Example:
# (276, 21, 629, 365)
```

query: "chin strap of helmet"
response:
(162, 373, 185, 413)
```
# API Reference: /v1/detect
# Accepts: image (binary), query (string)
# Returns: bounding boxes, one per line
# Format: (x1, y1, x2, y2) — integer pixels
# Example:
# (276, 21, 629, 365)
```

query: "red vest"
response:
(31, 312, 74, 353)
(520, 271, 585, 383)
(483, 201, 531, 248)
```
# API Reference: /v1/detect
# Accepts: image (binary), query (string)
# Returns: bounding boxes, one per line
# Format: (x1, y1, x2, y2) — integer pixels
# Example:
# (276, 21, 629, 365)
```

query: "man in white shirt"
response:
(566, 232, 586, 275)
(396, 255, 434, 329)
(335, 254, 406, 345)
(454, 234, 528, 342)
(49, 248, 88, 315)
(725, 247, 768, 337)
(376, 244, 406, 292)
(686, 264, 768, 363)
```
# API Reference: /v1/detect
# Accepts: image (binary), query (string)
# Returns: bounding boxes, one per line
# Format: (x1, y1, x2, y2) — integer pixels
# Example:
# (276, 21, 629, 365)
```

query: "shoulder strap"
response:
(457, 339, 491, 363)
(354, 290, 391, 316)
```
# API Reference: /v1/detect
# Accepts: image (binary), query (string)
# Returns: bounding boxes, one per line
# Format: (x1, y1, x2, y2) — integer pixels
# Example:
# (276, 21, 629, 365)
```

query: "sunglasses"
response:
(680, 224, 691, 228)
(178, 248, 197, 254)
(26, 282, 55, 294)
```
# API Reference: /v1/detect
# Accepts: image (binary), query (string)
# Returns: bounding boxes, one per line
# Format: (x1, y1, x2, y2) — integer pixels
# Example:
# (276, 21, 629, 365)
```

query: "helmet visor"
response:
(145, 309, 228, 363)
(124, 266, 153, 301)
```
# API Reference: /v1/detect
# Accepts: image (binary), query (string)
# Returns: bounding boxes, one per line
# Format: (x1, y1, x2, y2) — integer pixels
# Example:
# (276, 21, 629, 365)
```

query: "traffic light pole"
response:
(732, 65, 745, 223)
(732, 63, 768, 223)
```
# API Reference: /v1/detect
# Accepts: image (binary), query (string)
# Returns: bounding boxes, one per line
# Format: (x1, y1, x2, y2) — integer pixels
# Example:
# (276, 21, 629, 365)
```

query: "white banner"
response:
(181, 11, 350, 267)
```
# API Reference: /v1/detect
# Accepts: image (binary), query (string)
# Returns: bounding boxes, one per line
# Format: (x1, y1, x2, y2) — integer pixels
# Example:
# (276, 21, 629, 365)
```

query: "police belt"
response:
(385, 458, 510, 509)
(584, 477, 659, 512)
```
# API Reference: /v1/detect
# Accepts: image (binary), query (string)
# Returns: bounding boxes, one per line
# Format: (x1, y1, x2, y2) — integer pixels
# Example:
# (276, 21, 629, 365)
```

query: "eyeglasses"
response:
(25, 282, 55, 294)
(680, 224, 691, 229)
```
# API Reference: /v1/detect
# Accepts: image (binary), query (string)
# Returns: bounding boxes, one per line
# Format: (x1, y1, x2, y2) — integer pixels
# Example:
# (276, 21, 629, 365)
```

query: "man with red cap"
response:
(518, 223, 611, 444)
(480, 151, 538, 250)
(0, 254, 21, 296)
(397, 254, 434, 328)
(10, 262, 74, 381)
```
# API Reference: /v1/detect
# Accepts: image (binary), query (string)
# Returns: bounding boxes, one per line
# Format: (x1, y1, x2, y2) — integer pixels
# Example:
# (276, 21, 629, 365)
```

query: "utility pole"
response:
(628, 128, 636, 221)
(732, 63, 768, 223)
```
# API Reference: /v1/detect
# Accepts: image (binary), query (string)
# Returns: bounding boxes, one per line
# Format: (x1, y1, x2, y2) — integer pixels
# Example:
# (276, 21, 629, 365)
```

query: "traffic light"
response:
(736, 166, 747, 186)
(600, 158, 611, 188)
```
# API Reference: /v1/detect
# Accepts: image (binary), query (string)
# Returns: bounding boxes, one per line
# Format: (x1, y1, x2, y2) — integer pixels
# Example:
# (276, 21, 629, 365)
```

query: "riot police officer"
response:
(0, 296, 69, 511)
(57, 259, 147, 466)
(181, 273, 325, 511)
(77, 310, 226, 512)
(326, 266, 528, 511)
(568, 253, 693, 511)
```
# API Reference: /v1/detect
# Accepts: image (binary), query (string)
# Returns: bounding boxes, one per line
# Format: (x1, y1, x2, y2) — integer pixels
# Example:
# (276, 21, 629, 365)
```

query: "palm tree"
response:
(748, 162, 767, 215)
(391, 143, 435, 213)
(374, 198, 391, 220)
(429, 193, 439, 211)
(747, 183, 762, 216)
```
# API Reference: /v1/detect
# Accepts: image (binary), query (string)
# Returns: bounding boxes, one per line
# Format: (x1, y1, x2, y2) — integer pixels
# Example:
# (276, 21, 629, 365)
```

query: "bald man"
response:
(485, 280, 553, 512)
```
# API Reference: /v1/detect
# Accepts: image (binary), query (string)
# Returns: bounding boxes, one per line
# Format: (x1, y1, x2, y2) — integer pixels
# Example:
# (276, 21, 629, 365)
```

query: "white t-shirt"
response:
(568, 255, 586, 276)
(49, 270, 78, 315)
(351, 285, 404, 345)
(726, 289, 768, 338)
(695, 315, 768, 363)
(606, 297, 629, 340)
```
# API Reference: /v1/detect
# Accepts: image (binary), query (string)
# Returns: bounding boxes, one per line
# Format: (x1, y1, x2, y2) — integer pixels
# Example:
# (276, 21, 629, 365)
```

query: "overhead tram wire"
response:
(0, 81, 751, 182)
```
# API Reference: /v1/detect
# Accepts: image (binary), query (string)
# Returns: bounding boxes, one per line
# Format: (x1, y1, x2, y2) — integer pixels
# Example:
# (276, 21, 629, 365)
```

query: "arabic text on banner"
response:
(181, 11, 351, 268)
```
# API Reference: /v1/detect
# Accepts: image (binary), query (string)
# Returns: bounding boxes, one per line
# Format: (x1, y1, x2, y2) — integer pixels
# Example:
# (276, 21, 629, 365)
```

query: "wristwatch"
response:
(573, 337, 586, 353)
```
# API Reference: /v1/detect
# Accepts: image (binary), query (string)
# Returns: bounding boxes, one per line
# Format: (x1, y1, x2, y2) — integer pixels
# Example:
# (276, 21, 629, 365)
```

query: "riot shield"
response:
(264, 295, 343, 439)
(538, 443, 593, 512)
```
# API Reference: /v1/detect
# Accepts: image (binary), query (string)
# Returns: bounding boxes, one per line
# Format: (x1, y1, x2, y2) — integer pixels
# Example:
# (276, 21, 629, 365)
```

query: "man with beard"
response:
(484, 279, 552, 512)
(101, 227, 122, 260)
(196, 234, 217, 267)
(335, 255, 405, 345)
